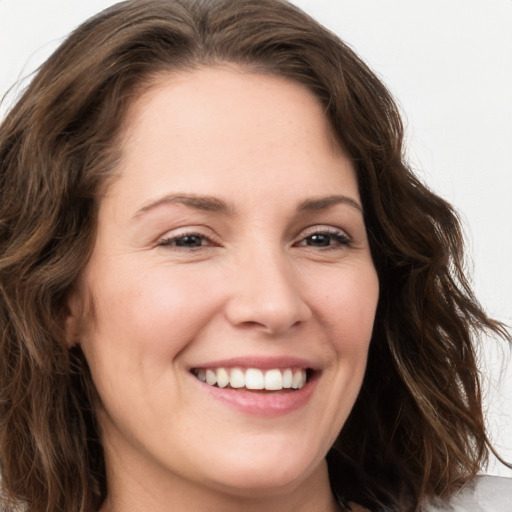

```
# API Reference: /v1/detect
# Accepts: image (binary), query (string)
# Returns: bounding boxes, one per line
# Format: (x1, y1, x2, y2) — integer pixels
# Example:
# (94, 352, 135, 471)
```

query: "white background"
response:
(1, 0, 510, 477)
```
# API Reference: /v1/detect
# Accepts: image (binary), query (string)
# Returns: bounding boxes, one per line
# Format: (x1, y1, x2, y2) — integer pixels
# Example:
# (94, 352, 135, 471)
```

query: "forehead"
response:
(106, 65, 357, 213)
(122, 64, 341, 156)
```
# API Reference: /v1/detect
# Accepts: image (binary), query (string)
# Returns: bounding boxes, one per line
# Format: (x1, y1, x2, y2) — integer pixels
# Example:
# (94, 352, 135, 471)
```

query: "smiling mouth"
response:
(191, 367, 313, 392)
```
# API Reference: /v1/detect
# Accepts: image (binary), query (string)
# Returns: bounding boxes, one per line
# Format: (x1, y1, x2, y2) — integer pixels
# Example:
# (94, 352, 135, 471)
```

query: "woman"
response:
(0, 1, 510, 511)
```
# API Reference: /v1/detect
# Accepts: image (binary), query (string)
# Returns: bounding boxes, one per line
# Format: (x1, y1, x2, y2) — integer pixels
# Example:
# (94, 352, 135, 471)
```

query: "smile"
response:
(192, 367, 309, 391)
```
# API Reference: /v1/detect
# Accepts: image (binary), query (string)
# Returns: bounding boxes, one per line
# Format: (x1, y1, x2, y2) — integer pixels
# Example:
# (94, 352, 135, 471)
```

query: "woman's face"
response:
(71, 67, 379, 504)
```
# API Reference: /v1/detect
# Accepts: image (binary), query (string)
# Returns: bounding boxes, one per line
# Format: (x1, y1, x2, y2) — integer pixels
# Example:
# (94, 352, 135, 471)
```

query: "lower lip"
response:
(192, 374, 317, 417)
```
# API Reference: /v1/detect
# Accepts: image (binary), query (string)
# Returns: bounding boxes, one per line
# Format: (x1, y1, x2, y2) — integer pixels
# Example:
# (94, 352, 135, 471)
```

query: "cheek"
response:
(81, 263, 225, 365)
(304, 265, 378, 445)
(313, 265, 379, 351)
(77, 266, 224, 428)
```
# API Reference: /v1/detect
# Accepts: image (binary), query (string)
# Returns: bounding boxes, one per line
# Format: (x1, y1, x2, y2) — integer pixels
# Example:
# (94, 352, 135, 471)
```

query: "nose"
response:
(224, 248, 312, 335)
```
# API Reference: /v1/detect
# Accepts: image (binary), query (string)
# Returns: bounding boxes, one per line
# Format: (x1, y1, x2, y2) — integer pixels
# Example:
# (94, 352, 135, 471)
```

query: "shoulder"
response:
(423, 475, 512, 512)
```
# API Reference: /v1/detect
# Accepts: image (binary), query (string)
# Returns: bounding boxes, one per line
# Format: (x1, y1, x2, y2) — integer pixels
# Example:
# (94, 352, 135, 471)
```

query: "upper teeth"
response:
(194, 367, 307, 391)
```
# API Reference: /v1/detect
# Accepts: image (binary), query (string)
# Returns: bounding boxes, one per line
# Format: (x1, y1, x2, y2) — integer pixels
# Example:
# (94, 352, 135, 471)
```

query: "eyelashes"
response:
(157, 226, 352, 252)
(158, 232, 213, 249)
(295, 228, 351, 250)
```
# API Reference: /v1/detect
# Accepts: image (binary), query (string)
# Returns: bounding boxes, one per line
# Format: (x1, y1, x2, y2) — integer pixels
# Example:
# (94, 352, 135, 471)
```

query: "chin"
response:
(198, 440, 327, 498)
(207, 466, 316, 499)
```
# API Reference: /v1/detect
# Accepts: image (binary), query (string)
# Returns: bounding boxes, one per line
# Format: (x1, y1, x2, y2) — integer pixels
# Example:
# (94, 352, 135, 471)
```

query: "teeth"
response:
(291, 370, 305, 389)
(216, 368, 229, 388)
(230, 368, 245, 388)
(194, 367, 308, 391)
(245, 368, 264, 390)
(264, 369, 283, 390)
(206, 369, 217, 386)
(282, 368, 293, 388)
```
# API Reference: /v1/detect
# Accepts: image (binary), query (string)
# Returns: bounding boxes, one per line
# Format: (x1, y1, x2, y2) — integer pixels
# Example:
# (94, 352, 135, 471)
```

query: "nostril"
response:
(240, 320, 264, 328)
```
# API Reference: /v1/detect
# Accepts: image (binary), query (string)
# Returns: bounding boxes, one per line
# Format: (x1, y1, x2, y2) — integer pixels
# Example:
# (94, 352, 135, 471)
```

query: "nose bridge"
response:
(224, 242, 311, 334)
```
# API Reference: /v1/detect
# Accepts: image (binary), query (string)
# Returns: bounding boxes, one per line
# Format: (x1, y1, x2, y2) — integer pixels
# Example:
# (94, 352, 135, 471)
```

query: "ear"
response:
(64, 287, 83, 347)
(64, 312, 80, 347)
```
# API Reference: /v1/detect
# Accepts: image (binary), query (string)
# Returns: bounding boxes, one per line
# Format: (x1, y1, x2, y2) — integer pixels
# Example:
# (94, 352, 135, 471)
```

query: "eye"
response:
(158, 232, 213, 249)
(296, 228, 351, 249)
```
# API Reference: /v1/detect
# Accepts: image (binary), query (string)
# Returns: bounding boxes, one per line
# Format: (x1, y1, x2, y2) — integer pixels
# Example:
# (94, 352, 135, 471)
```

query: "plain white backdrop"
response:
(1, 0, 510, 477)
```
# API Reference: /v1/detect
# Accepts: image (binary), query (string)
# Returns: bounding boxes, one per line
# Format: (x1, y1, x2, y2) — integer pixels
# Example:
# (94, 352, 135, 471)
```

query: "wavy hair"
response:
(0, 0, 509, 511)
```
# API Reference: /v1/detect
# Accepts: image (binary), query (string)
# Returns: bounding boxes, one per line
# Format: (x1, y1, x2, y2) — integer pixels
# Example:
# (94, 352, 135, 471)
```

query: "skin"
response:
(67, 66, 379, 512)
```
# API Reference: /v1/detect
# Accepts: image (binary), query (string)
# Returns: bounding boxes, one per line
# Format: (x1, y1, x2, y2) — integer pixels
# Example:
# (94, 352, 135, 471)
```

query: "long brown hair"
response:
(0, 1, 509, 511)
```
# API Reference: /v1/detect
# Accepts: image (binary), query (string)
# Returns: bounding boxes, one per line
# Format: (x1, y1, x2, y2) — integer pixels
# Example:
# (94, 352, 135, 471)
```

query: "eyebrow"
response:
(133, 193, 234, 218)
(297, 195, 363, 213)
(133, 192, 362, 219)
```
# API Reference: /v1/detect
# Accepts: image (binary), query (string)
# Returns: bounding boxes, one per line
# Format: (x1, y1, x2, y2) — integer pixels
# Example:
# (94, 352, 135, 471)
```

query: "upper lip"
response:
(189, 356, 321, 371)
